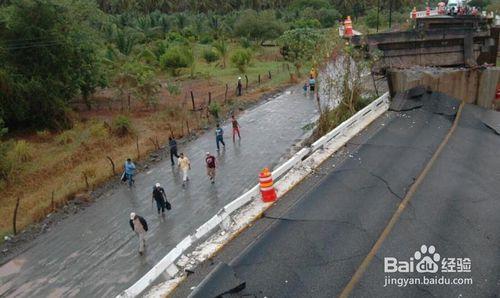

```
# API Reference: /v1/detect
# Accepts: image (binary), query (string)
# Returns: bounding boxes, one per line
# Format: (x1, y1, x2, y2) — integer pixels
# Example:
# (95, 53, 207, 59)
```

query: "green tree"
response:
(159, 45, 194, 76)
(212, 38, 229, 68)
(0, 118, 7, 138)
(233, 10, 285, 45)
(364, 7, 387, 29)
(0, 0, 104, 129)
(113, 61, 141, 110)
(231, 49, 252, 73)
(291, 18, 321, 29)
(135, 70, 161, 108)
(278, 28, 324, 76)
(290, 0, 330, 10)
(485, 1, 499, 12)
(203, 48, 219, 63)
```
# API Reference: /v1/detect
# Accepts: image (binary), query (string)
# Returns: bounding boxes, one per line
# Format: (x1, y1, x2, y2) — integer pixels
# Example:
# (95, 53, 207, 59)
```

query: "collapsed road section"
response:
(172, 89, 500, 297)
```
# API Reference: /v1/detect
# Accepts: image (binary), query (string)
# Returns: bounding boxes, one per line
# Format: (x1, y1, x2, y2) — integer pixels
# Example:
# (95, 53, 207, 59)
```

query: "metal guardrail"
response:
(118, 92, 391, 298)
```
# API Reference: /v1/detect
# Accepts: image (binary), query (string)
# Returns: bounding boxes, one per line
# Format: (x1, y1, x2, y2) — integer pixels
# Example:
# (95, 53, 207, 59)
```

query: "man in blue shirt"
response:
(215, 124, 225, 151)
(309, 75, 316, 92)
(124, 158, 136, 187)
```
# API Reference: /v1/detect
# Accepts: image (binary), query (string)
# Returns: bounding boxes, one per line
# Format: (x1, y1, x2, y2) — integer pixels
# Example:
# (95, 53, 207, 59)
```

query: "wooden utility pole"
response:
(190, 91, 195, 110)
(13, 196, 20, 235)
(224, 84, 228, 103)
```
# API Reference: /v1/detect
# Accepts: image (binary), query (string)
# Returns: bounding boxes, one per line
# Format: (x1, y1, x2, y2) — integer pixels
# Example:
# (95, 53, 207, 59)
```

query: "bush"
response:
(112, 115, 134, 137)
(0, 118, 7, 138)
(9, 140, 33, 163)
(365, 8, 387, 29)
(209, 102, 221, 119)
(290, 0, 329, 10)
(233, 10, 285, 45)
(199, 34, 214, 44)
(55, 130, 75, 145)
(291, 19, 321, 29)
(203, 49, 220, 63)
(166, 81, 181, 96)
(231, 49, 252, 73)
(0, 141, 13, 182)
(36, 130, 51, 141)
(314, 8, 341, 28)
(164, 31, 188, 45)
(239, 37, 252, 49)
(160, 45, 194, 76)
(89, 121, 109, 139)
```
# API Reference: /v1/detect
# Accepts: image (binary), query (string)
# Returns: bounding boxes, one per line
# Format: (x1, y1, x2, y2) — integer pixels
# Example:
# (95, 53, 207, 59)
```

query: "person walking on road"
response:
(205, 152, 216, 183)
(152, 183, 167, 215)
(129, 212, 148, 255)
(308, 75, 316, 92)
(169, 137, 180, 166)
(231, 115, 241, 142)
(215, 124, 225, 151)
(303, 82, 308, 95)
(178, 153, 191, 186)
(124, 158, 136, 187)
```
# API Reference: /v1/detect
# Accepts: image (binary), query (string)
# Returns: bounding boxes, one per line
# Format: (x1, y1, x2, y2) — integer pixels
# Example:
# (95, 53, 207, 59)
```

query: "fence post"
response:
(83, 172, 89, 189)
(190, 91, 195, 110)
(208, 92, 212, 106)
(136, 136, 140, 159)
(224, 84, 228, 103)
(245, 75, 248, 90)
(258, 74, 261, 85)
(13, 196, 21, 235)
(268, 71, 272, 79)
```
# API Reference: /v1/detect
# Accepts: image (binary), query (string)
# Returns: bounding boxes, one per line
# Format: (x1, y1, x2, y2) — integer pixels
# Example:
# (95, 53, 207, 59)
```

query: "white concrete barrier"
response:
(193, 215, 222, 240)
(119, 92, 390, 298)
(272, 147, 311, 179)
(223, 185, 260, 215)
(119, 237, 189, 297)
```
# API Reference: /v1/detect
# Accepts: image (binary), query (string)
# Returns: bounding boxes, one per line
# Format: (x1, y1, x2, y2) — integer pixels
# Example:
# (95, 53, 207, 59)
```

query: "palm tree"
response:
(213, 38, 229, 68)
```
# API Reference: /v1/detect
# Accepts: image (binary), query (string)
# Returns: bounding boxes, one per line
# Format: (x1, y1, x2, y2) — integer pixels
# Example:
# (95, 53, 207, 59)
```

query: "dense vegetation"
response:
(0, 0, 425, 130)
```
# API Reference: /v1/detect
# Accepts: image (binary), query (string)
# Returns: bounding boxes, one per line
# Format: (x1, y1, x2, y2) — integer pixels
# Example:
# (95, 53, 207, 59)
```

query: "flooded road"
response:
(0, 86, 318, 297)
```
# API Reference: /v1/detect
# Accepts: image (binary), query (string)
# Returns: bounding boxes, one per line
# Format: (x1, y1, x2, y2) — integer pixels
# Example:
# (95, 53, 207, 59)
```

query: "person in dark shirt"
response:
(152, 183, 167, 215)
(168, 136, 180, 166)
(205, 152, 216, 183)
(129, 212, 148, 255)
(215, 124, 225, 151)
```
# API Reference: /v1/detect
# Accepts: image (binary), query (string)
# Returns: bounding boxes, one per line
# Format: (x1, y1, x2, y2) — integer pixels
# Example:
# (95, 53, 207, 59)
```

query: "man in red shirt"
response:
(231, 115, 241, 142)
(205, 152, 216, 183)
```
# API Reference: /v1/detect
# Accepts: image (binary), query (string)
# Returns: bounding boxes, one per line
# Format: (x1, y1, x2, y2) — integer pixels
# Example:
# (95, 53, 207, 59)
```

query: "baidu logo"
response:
(384, 245, 471, 274)
(414, 244, 440, 273)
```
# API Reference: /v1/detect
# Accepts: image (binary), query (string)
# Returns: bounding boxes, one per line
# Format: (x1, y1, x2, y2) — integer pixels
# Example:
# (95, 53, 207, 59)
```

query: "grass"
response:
(0, 45, 297, 241)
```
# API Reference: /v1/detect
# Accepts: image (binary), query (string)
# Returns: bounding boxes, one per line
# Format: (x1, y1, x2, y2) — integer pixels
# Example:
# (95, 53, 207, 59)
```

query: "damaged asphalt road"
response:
(173, 91, 500, 297)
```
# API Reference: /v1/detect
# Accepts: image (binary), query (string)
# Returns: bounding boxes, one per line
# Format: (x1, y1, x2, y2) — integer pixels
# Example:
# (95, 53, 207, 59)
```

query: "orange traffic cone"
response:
(344, 16, 353, 37)
(259, 168, 277, 202)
